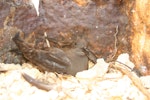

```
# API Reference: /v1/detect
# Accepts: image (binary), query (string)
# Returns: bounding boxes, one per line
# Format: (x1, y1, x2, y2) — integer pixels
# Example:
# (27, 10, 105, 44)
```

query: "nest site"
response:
(1, 54, 150, 100)
(1, 0, 150, 100)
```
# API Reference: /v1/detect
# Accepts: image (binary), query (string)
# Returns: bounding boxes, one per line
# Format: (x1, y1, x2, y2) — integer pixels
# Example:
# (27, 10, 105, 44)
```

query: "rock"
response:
(76, 58, 109, 78)
(0, 0, 130, 63)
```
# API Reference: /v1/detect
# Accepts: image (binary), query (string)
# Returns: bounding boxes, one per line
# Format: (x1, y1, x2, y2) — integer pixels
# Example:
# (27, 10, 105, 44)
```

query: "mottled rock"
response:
(0, 0, 130, 63)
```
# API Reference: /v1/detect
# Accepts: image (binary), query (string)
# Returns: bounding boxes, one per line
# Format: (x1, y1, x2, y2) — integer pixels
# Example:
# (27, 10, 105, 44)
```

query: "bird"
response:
(12, 32, 97, 76)
(12, 32, 97, 91)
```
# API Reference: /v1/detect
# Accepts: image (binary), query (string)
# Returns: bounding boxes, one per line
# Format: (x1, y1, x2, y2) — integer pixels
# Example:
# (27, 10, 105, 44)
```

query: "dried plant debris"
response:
(0, 53, 150, 100)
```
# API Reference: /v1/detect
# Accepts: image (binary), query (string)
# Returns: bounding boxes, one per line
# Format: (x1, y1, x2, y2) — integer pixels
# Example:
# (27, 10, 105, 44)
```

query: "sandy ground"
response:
(0, 54, 150, 100)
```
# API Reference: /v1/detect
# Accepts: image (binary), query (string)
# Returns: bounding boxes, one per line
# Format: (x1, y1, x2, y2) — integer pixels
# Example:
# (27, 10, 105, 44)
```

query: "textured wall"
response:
(130, 0, 150, 75)
(0, 0, 129, 63)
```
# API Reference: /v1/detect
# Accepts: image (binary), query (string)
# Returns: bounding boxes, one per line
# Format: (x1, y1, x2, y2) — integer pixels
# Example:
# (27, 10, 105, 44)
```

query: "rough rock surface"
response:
(0, 0, 130, 63)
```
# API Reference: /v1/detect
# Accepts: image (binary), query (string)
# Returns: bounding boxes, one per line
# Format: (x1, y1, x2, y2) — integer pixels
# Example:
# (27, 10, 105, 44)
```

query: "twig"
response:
(44, 32, 50, 48)
(107, 25, 119, 62)
(113, 25, 119, 59)
(110, 62, 150, 100)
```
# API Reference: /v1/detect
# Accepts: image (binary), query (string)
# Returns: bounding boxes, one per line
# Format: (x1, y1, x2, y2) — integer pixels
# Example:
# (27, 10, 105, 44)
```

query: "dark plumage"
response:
(12, 33, 97, 91)
(13, 33, 96, 76)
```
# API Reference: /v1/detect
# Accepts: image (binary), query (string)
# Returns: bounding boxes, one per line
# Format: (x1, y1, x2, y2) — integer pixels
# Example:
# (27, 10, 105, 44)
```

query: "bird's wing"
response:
(46, 52, 70, 67)
(22, 73, 53, 91)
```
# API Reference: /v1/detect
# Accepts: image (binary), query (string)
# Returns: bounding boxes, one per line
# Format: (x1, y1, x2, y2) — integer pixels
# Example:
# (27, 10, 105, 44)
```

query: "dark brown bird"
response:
(12, 33, 96, 76)
(12, 33, 97, 91)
